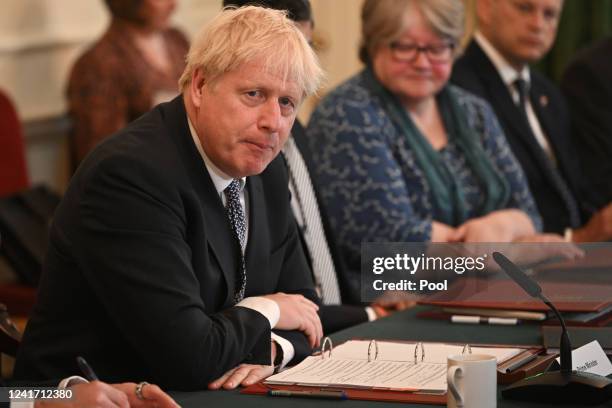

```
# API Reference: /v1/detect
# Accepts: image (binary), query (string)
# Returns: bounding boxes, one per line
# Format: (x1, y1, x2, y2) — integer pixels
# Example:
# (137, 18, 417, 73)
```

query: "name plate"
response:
(556, 340, 612, 377)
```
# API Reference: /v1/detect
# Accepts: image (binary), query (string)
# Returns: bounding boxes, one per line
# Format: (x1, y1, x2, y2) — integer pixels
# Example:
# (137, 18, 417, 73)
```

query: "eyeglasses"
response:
(389, 41, 455, 64)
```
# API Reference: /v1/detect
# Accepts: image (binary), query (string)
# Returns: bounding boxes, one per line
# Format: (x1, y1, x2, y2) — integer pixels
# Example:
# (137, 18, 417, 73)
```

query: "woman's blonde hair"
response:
(179, 6, 323, 97)
(359, 0, 465, 63)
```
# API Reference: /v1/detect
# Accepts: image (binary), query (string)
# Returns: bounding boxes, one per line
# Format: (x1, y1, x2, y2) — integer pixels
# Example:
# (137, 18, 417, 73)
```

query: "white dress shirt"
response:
(188, 117, 294, 368)
(475, 32, 557, 165)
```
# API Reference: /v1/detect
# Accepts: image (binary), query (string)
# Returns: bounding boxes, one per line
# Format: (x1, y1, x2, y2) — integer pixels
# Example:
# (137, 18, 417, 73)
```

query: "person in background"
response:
(307, 0, 546, 303)
(66, 0, 189, 166)
(561, 35, 612, 211)
(14, 6, 323, 391)
(452, 0, 612, 242)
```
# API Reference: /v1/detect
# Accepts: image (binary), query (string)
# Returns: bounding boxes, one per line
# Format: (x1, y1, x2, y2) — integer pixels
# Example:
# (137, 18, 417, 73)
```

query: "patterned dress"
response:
(306, 69, 542, 283)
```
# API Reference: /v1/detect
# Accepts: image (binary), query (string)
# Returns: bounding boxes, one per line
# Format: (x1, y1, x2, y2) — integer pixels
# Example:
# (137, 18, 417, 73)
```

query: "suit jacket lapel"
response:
(528, 81, 572, 177)
(163, 96, 239, 305)
(244, 175, 271, 296)
(291, 121, 323, 195)
(200, 185, 241, 306)
(291, 121, 312, 168)
(467, 43, 560, 182)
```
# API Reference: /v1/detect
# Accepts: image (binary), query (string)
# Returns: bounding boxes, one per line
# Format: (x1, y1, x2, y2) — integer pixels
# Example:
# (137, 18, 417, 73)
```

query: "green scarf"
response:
(363, 67, 510, 226)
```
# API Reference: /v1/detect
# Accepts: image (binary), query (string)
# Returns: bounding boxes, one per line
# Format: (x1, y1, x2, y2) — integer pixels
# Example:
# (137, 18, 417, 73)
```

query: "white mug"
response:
(447, 354, 497, 408)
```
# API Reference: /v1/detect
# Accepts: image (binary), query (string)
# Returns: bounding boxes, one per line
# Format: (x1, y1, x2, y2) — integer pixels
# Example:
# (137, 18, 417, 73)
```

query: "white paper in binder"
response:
(265, 339, 522, 393)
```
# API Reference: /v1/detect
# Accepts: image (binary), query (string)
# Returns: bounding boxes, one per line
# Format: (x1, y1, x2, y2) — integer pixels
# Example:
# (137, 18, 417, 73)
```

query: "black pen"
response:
(268, 390, 348, 400)
(76, 356, 99, 381)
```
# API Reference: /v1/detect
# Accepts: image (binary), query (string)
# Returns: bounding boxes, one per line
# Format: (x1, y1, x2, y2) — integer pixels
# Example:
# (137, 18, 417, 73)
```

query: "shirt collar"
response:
(474, 31, 531, 88)
(187, 115, 246, 195)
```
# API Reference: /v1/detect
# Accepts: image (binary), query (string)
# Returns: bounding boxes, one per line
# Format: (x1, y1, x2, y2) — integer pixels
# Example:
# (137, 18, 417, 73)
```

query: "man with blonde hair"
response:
(223, 0, 386, 333)
(15, 6, 324, 391)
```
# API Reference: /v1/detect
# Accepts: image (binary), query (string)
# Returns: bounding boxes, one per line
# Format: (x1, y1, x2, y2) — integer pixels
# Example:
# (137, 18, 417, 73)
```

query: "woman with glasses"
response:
(306, 0, 543, 292)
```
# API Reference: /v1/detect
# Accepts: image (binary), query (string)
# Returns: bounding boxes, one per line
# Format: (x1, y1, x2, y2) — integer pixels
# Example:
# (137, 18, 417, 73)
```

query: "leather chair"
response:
(0, 90, 37, 318)
(0, 90, 29, 197)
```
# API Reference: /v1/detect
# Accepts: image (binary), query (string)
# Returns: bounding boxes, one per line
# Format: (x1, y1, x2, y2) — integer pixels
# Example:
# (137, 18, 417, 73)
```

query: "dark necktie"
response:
(514, 78, 529, 111)
(513, 79, 581, 228)
(224, 179, 247, 302)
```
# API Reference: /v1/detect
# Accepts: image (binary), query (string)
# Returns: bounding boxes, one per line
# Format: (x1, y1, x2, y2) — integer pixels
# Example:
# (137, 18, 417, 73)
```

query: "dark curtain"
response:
(535, 0, 612, 82)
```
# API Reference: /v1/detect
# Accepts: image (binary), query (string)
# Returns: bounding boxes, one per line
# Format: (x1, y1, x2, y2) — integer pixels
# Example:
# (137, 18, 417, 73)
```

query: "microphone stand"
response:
(492, 252, 612, 405)
(540, 294, 572, 374)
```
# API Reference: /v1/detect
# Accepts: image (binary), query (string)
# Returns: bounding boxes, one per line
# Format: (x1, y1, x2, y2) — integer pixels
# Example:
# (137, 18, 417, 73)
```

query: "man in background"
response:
(561, 36, 612, 210)
(452, 0, 612, 242)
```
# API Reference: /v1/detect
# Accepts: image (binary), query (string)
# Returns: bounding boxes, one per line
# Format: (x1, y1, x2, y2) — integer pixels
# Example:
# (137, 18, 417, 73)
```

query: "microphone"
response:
(492, 252, 612, 405)
(492, 252, 571, 372)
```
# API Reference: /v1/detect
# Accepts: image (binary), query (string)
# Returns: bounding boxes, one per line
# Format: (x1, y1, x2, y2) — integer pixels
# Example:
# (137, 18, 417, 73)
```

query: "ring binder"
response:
(254, 338, 542, 404)
(367, 339, 378, 362)
(414, 341, 425, 363)
(321, 337, 333, 360)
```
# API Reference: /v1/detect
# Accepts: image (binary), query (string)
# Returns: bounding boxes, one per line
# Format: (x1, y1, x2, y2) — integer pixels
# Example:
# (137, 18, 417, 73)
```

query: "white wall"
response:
(0, 0, 364, 192)
(303, 0, 364, 121)
(0, 1, 108, 191)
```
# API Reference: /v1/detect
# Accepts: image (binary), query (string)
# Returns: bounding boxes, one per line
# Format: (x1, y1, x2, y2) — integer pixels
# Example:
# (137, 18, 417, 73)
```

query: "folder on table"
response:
(242, 338, 549, 405)
(418, 279, 611, 313)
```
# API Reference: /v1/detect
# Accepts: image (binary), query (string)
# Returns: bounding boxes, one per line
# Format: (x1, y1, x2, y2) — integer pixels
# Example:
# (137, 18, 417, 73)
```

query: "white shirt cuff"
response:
(58, 375, 89, 389)
(10, 402, 34, 408)
(235, 296, 280, 328)
(271, 333, 295, 369)
(365, 306, 377, 322)
(10, 377, 89, 408)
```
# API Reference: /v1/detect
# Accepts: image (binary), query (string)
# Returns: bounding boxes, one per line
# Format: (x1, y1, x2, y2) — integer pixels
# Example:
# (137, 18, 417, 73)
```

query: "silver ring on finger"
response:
(135, 381, 149, 400)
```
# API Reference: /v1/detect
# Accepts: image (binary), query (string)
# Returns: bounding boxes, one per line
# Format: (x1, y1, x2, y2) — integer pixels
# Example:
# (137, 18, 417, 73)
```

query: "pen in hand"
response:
(76, 356, 100, 381)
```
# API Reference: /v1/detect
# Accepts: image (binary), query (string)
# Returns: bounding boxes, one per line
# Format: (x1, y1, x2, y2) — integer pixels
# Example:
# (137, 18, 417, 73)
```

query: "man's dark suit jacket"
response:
(13, 96, 317, 390)
(290, 121, 368, 334)
(452, 40, 586, 233)
(561, 36, 612, 209)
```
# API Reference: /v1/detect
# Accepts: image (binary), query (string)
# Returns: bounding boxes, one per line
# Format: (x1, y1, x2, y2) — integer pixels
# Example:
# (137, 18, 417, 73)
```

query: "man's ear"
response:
(189, 68, 207, 108)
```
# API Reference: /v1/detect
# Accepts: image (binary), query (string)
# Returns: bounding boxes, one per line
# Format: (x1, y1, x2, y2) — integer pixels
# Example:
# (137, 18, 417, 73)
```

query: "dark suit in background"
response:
(14, 96, 316, 390)
(561, 36, 612, 209)
(452, 40, 587, 233)
(288, 121, 368, 333)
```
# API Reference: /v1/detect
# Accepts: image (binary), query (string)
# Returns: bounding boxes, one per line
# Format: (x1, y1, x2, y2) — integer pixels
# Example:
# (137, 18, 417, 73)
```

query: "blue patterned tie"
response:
(224, 179, 247, 302)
